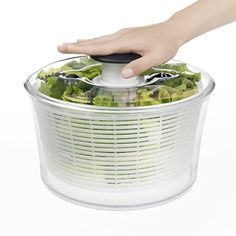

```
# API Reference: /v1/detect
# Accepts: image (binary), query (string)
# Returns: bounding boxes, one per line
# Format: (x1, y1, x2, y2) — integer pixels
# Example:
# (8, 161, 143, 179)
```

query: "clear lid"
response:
(25, 54, 214, 108)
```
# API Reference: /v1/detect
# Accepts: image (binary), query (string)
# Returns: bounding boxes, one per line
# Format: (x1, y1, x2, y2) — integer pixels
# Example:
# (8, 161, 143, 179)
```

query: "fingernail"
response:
(122, 68, 134, 78)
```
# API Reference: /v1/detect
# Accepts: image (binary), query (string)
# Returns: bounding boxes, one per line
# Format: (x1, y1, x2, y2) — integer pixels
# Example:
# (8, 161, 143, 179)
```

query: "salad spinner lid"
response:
(27, 54, 213, 108)
(59, 53, 180, 89)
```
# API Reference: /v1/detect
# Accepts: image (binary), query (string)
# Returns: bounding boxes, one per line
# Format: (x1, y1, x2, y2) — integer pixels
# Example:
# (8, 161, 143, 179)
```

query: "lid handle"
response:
(91, 53, 141, 64)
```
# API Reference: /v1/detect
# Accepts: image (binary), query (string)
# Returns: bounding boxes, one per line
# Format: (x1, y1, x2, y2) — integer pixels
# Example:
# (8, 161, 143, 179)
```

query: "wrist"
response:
(163, 17, 187, 48)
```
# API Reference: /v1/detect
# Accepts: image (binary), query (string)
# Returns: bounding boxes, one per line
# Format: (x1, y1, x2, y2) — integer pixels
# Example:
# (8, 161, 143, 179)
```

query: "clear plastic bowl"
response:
(24, 56, 215, 210)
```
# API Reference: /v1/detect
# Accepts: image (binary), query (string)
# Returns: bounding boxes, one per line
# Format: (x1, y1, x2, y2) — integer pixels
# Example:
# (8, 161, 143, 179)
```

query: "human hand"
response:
(57, 21, 182, 78)
(58, 0, 236, 78)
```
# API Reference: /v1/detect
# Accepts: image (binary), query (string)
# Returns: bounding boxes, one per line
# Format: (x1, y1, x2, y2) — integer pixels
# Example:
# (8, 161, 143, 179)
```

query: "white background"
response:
(0, 0, 236, 235)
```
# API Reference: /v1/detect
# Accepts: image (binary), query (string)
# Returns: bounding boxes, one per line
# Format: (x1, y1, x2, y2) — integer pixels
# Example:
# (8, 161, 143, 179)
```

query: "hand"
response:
(58, 0, 236, 78)
(57, 21, 182, 78)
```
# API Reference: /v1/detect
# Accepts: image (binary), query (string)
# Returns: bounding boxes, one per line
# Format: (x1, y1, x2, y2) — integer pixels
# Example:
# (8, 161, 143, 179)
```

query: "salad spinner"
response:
(24, 54, 215, 210)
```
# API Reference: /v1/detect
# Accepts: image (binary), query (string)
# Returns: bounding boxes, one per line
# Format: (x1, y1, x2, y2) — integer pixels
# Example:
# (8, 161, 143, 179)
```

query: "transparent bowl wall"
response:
(25, 58, 215, 210)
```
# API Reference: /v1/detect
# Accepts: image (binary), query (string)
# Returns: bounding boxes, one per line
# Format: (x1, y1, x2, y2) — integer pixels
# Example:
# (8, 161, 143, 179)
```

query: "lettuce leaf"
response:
(37, 59, 201, 106)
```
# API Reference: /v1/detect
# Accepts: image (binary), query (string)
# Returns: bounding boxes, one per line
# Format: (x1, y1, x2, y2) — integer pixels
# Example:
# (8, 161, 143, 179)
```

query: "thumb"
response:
(122, 55, 156, 78)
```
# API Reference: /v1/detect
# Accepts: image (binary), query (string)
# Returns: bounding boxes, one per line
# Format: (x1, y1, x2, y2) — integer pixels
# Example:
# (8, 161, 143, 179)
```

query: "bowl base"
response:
(41, 168, 197, 210)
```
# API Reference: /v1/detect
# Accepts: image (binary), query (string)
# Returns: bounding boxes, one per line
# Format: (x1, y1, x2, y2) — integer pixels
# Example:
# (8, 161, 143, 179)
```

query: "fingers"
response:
(76, 28, 131, 45)
(122, 54, 162, 78)
(58, 38, 133, 55)
(57, 43, 77, 53)
(76, 33, 120, 46)
(58, 28, 132, 53)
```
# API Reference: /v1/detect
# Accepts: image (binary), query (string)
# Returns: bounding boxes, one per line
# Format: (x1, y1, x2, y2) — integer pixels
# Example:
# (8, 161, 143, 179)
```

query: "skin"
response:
(58, 0, 236, 78)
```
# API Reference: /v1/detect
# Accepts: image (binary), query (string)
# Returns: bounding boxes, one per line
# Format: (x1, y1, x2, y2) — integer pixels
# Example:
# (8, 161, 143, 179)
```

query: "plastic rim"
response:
(24, 56, 215, 113)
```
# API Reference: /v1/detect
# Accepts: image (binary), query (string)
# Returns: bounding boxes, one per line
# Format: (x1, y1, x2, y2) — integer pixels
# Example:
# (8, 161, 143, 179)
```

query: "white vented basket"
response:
(25, 58, 215, 210)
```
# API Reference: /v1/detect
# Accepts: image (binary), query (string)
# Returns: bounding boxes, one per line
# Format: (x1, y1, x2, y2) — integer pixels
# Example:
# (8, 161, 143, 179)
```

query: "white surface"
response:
(0, 0, 235, 235)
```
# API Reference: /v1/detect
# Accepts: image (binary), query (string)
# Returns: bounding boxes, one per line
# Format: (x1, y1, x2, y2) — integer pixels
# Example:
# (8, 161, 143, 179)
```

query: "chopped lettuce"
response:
(49, 79, 67, 99)
(171, 91, 183, 102)
(135, 89, 161, 106)
(139, 63, 188, 76)
(63, 57, 99, 70)
(61, 85, 91, 104)
(37, 58, 201, 107)
(93, 95, 118, 107)
(158, 87, 171, 103)
(37, 57, 102, 81)
(38, 82, 51, 96)
(37, 68, 61, 80)
(38, 76, 67, 99)
(158, 63, 189, 72)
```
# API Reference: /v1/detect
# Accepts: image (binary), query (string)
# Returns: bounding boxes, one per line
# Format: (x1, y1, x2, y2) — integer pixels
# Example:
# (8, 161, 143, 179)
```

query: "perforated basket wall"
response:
(33, 99, 206, 194)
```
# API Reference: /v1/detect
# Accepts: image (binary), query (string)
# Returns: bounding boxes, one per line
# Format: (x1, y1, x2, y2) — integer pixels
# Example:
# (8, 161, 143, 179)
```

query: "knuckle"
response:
(97, 47, 113, 55)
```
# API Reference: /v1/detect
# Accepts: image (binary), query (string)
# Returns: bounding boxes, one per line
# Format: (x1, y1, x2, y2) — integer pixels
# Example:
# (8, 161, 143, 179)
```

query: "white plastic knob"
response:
(101, 63, 138, 88)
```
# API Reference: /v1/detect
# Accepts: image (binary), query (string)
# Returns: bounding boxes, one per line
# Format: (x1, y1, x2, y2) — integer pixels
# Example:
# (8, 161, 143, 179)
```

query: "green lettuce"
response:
(37, 59, 201, 106)
(93, 95, 118, 107)
(61, 85, 91, 104)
